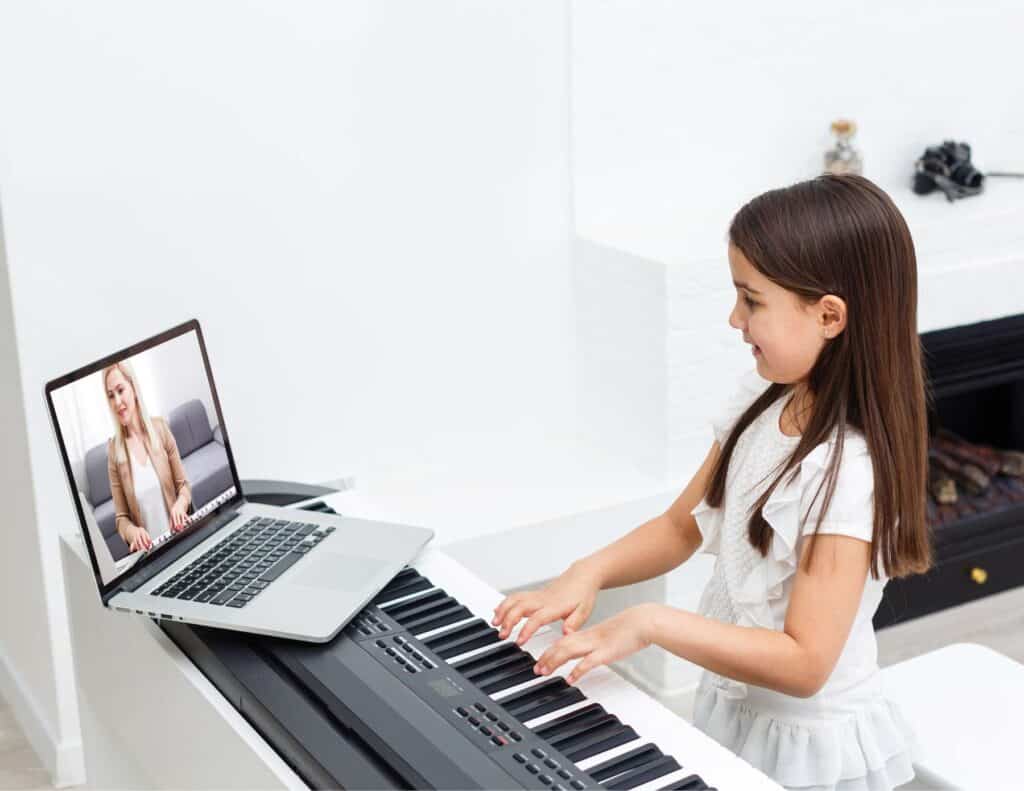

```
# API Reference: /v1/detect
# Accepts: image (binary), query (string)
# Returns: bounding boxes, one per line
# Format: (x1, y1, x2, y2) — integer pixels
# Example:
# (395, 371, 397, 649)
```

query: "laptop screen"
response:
(47, 321, 241, 587)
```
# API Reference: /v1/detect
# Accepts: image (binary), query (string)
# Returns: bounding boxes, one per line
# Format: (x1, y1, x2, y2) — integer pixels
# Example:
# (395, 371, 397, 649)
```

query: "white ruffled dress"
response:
(689, 369, 922, 791)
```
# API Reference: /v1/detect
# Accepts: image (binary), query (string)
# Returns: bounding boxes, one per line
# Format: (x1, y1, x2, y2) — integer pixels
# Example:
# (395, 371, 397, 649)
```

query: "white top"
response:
(130, 451, 172, 544)
(689, 368, 922, 791)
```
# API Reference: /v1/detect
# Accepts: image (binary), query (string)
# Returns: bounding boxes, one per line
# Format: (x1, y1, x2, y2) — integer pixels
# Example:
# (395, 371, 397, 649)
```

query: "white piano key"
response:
(489, 673, 555, 702)
(520, 697, 594, 729)
(375, 585, 441, 609)
(443, 639, 511, 666)
(573, 736, 647, 772)
(411, 615, 478, 641)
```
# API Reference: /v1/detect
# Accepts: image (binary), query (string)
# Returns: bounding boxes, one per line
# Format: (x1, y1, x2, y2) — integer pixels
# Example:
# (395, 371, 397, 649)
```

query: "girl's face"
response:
(105, 367, 137, 427)
(727, 243, 842, 385)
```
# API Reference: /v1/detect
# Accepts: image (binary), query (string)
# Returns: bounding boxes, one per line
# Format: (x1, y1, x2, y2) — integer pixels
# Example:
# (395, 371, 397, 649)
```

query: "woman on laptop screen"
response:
(104, 360, 192, 553)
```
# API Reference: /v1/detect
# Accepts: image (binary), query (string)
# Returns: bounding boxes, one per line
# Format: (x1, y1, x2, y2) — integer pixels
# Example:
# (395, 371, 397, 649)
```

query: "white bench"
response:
(881, 642, 1024, 790)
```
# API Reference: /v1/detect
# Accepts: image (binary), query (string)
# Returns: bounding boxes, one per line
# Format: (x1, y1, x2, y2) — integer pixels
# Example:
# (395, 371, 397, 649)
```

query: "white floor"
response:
(4, 585, 1023, 789)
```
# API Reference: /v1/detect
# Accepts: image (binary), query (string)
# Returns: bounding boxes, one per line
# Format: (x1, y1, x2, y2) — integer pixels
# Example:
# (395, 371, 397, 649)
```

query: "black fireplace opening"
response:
(875, 313, 1024, 629)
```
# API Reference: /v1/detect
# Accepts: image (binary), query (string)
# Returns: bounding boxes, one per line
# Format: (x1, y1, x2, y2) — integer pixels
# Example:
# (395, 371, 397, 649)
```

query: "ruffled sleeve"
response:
(690, 368, 771, 556)
(800, 434, 874, 544)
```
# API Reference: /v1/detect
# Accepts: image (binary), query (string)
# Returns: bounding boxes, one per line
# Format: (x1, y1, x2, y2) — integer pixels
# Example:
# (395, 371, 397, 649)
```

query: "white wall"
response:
(572, 0, 1024, 257)
(0, 1, 574, 782)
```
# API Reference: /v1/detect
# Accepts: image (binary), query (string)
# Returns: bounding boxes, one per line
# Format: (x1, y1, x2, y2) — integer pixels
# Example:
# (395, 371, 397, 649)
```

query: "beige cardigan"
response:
(107, 417, 191, 546)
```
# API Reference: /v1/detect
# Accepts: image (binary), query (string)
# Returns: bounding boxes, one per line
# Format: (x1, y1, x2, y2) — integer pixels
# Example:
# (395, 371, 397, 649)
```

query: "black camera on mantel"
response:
(913, 140, 985, 201)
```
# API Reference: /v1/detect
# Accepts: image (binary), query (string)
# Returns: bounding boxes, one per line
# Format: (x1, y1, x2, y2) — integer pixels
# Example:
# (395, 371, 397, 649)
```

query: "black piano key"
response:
(533, 703, 608, 742)
(500, 679, 586, 722)
(657, 775, 710, 790)
(560, 723, 637, 763)
(387, 595, 459, 626)
(546, 713, 619, 750)
(425, 619, 501, 659)
(403, 603, 472, 635)
(473, 660, 539, 695)
(459, 646, 534, 683)
(586, 744, 662, 783)
(372, 571, 432, 604)
(451, 641, 522, 675)
(380, 588, 447, 618)
(605, 755, 681, 790)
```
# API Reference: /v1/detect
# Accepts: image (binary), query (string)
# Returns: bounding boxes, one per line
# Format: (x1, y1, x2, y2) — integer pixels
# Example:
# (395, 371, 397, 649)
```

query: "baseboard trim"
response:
(0, 642, 85, 787)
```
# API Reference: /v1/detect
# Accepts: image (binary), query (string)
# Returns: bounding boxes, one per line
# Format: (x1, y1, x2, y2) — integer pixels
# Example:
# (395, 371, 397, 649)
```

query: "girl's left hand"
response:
(170, 502, 189, 532)
(533, 604, 658, 685)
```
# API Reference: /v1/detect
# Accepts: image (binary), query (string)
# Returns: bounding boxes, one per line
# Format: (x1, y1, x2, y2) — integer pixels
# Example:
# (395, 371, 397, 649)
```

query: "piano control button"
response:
(556, 769, 571, 780)
(544, 759, 558, 770)
(404, 665, 417, 673)
(421, 661, 434, 669)
(537, 775, 552, 786)
(509, 731, 522, 742)
(525, 763, 540, 775)
(455, 706, 469, 717)
(551, 786, 565, 791)
(375, 624, 389, 632)
(358, 627, 371, 636)
(479, 726, 493, 737)
(385, 647, 397, 657)
(403, 644, 415, 653)
(490, 736, 505, 747)
(513, 753, 528, 764)
(485, 712, 498, 721)
(468, 716, 481, 727)
(532, 748, 547, 759)
(570, 782, 585, 790)
(497, 721, 510, 732)
(375, 640, 387, 648)
(412, 651, 425, 661)
(394, 636, 406, 645)
(474, 702, 487, 712)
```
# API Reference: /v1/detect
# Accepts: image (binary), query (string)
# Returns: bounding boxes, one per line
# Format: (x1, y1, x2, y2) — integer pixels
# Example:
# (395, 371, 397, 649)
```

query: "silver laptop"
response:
(45, 319, 433, 643)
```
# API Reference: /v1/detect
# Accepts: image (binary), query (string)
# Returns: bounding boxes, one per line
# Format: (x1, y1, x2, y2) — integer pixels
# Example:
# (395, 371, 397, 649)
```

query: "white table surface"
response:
(882, 641, 1024, 791)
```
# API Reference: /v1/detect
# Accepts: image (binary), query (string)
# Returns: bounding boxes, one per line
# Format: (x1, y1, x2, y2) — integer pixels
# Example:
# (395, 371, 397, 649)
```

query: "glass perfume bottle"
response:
(824, 119, 863, 175)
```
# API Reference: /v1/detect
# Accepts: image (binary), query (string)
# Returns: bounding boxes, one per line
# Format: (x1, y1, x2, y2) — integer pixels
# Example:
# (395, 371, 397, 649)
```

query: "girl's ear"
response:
(818, 294, 847, 339)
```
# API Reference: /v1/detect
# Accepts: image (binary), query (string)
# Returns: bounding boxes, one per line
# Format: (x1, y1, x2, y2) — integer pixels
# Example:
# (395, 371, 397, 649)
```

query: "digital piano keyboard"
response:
(164, 544, 783, 790)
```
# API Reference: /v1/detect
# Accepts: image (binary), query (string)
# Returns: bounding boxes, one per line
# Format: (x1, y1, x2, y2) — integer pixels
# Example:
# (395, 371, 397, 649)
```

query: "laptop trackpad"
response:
(292, 553, 389, 592)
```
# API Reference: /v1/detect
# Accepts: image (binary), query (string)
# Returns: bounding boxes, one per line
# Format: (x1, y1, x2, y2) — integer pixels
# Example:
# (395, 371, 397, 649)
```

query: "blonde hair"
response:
(103, 360, 161, 465)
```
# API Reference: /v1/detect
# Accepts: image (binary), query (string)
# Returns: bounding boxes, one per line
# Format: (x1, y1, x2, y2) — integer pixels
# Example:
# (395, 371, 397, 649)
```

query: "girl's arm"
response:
(496, 441, 720, 645)
(571, 441, 720, 590)
(536, 532, 872, 696)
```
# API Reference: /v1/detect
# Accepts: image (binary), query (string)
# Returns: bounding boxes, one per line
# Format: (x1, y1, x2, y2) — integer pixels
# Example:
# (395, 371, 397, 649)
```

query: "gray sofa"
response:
(83, 399, 232, 561)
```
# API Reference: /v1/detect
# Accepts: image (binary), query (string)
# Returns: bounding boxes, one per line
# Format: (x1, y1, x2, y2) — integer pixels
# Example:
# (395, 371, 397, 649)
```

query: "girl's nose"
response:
(728, 304, 744, 331)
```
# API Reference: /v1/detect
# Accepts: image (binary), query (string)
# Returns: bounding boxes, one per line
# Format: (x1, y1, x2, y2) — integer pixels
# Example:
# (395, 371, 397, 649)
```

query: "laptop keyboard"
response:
(151, 516, 335, 608)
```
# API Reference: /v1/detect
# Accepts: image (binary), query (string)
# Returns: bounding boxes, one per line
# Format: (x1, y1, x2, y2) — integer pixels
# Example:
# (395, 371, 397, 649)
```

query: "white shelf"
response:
(576, 176, 1024, 272)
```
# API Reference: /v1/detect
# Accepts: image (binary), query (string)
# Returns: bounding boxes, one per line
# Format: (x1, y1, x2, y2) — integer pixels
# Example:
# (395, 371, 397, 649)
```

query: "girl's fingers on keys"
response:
(492, 594, 519, 626)
(499, 601, 535, 639)
(516, 609, 552, 646)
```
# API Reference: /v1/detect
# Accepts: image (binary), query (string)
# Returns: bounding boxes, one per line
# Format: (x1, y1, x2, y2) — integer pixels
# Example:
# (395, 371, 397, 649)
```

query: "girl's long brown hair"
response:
(705, 174, 933, 579)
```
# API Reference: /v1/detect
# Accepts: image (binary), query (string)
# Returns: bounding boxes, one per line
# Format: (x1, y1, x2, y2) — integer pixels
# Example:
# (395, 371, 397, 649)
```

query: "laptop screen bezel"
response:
(44, 318, 245, 598)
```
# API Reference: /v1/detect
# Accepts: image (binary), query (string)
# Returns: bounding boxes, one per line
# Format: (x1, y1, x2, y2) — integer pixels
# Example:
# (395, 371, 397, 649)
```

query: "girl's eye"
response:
(744, 295, 758, 308)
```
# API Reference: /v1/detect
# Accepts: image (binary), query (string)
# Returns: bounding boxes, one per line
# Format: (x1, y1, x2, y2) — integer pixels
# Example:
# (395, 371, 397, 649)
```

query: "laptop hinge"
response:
(107, 507, 242, 601)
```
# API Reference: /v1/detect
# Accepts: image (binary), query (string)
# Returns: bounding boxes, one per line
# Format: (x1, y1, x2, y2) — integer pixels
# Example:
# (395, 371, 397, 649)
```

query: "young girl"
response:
(492, 174, 931, 791)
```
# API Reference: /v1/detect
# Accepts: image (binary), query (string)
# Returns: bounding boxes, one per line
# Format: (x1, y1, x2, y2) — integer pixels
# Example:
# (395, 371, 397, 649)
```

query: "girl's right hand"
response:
(491, 563, 602, 647)
(127, 525, 153, 553)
